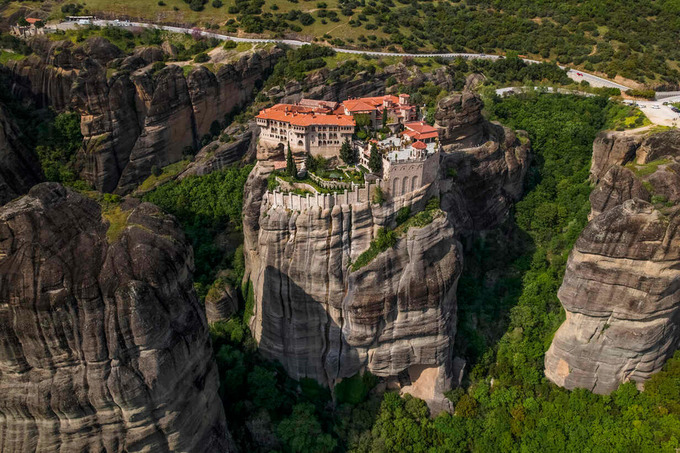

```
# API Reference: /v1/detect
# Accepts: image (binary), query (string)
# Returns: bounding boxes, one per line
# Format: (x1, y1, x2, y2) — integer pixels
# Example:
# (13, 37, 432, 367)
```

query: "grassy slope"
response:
(4, 0, 678, 84)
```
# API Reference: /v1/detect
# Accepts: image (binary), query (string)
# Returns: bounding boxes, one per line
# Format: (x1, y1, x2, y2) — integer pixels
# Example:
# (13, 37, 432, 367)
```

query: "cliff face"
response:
(545, 129, 680, 394)
(437, 93, 531, 232)
(0, 183, 232, 452)
(244, 91, 530, 410)
(8, 36, 282, 193)
(0, 103, 42, 205)
(266, 62, 457, 104)
(244, 165, 462, 412)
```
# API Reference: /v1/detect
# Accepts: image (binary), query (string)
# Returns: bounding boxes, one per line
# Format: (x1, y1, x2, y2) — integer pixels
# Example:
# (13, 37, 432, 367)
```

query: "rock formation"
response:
(244, 165, 463, 412)
(179, 122, 258, 179)
(0, 183, 232, 452)
(7, 36, 282, 193)
(265, 62, 457, 105)
(590, 128, 680, 183)
(437, 93, 531, 231)
(545, 129, 680, 393)
(0, 103, 42, 205)
(244, 91, 530, 411)
(434, 91, 486, 148)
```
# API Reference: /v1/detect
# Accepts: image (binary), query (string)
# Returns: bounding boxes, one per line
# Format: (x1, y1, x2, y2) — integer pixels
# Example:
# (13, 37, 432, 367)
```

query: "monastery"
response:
(258, 95, 440, 200)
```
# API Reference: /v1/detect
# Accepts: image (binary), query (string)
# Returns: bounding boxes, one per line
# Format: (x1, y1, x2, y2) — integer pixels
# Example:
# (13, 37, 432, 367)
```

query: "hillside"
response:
(3, 0, 679, 86)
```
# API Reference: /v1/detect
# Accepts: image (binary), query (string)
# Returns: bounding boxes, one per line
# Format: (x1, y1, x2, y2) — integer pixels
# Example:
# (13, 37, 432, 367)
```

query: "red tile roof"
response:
(412, 141, 427, 150)
(403, 130, 439, 140)
(257, 104, 355, 127)
(342, 95, 409, 113)
(403, 121, 439, 140)
(343, 99, 379, 113)
(25, 18, 42, 24)
(405, 121, 437, 133)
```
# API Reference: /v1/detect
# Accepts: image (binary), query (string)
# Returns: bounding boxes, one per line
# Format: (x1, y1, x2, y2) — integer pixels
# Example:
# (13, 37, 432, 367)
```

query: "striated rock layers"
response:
(7, 36, 282, 193)
(244, 164, 463, 412)
(266, 62, 457, 105)
(436, 92, 531, 231)
(245, 91, 530, 411)
(0, 183, 232, 452)
(545, 129, 680, 394)
(0, 103, 42, 205)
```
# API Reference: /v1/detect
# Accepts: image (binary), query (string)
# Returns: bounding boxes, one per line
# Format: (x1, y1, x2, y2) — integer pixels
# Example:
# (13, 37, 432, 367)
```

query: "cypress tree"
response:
(340, 139, 354, 166)
(286, 143, 297, 177)
(368, 143, 382, 174)
(305, 152, 316, 172)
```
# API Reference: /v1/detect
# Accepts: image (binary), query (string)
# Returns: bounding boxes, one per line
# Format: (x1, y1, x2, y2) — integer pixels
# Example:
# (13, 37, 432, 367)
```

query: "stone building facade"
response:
(256, 103, 355, 157)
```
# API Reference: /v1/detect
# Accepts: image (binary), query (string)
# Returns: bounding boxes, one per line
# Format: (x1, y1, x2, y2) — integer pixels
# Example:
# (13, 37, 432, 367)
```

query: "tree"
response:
(382, 108, 388, 129)
(368, 143, 382, 174)
(305, 152, 317, 172)
(210, 120, 222, 137)
(277, 403, 337, 452)
(247, 366, 285, 411)
(17, 17, 28, 26)
(339, 139, 355, 165)
(286, 143, 297, 177)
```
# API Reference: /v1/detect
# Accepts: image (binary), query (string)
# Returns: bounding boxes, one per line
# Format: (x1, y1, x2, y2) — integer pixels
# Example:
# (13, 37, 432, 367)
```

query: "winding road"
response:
(54, 19, 631, 91)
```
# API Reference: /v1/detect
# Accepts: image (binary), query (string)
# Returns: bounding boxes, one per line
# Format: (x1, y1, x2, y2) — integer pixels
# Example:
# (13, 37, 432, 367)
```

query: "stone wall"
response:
(384, 152, 439, 197)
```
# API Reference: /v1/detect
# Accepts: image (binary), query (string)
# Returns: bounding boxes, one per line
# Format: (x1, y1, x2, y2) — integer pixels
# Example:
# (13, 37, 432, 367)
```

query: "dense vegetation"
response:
(143, 165, 253, 298)
(20, 0, 680, 84)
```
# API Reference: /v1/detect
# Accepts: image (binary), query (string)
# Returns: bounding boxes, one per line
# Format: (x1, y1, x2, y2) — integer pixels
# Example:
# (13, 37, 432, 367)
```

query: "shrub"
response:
(626, 89, 656, 99)
(194, 52, 210, 63)
(224, 40, 237, 49)
(212, 0, 223, 7)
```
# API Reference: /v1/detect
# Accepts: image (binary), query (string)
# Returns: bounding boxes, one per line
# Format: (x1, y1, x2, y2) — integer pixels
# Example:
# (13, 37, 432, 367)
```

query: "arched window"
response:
(402, 176, 409, 195)
(411, 175, 418, 191)
(393, 177, 400, 195)
(297, 140, 303, 146)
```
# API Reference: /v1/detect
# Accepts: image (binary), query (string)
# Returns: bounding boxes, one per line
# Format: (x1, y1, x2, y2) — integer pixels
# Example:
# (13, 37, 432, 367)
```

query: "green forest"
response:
(9, 0, 678, 84)
(140, 93, 680, 452)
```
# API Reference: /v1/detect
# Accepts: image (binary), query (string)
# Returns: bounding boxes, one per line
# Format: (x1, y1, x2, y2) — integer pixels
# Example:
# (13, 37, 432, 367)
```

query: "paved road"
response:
(54, 19, 631, 90)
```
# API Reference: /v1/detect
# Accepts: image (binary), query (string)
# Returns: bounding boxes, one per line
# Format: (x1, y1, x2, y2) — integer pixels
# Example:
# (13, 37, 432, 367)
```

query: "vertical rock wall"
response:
(545, 129, 680, 393)
(7, 36, 283, 193)
(0, 183, 233, 452)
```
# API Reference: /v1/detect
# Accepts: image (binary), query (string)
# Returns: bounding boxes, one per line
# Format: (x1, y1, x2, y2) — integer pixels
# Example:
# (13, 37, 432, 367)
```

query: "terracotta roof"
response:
(257, 104, 355, 127)
(412, 141, 427, 150)
(342, 95, 407, 113)
(25, 18, 42, 24)
(405, 121, 437, 133)
(403, 130, 439, 140)
(343, 99, 378, 112)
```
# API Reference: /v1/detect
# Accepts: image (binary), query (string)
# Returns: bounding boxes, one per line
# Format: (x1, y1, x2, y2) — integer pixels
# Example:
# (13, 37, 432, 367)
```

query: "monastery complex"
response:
(257, 95, 442, 205)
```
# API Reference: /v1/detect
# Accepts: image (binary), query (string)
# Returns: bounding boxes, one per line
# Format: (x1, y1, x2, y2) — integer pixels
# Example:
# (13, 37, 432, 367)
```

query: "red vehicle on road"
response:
(576, 72, 583, 76)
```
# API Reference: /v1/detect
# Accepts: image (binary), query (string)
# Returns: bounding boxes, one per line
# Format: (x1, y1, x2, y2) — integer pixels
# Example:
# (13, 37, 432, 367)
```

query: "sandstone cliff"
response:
(0, 103, 42, 205)
(244, 165, 463, 412)
(0, 183, 232, 452)
(545, 129, 680, 393)
(7, 36, 282, 193)
(245, 91, 530, 410)
(265, 61, 457, 104)
(436, 92, 531, 231)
